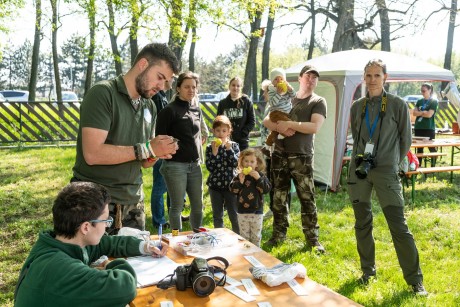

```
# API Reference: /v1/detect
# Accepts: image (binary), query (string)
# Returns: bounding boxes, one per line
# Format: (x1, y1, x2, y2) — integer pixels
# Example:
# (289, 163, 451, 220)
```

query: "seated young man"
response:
(14, 181, 168, 307)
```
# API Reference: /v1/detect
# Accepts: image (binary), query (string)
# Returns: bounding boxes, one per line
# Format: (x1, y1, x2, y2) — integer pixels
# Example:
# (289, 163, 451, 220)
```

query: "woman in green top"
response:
(412, 82, 438, 165)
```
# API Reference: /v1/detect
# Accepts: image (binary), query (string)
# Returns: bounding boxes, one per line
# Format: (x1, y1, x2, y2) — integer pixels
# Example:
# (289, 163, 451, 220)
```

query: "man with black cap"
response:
(263, 64, 327, 253)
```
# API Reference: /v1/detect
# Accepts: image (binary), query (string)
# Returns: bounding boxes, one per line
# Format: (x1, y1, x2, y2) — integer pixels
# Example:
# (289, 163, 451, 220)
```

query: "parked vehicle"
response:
(403, 95, 423, 104)
(198, 93, 218, 103)
(62, 91, 80, 102)
(0, 92, 5, 102)
(0, 90, 29, 102)
(215, 91, 229, 101)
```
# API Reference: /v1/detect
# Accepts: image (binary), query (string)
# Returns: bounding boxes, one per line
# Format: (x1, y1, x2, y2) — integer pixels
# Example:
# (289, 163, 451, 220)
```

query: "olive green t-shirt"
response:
(274, 93, 327, 155)
(72, 75, 156, 204)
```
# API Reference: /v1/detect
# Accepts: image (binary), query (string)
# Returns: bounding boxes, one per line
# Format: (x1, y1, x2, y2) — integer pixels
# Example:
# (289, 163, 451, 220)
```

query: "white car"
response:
(62, 91, 80, 102)
(403, 95, 423, 104)
(0, 90, 29, 102)
(198, 93, 218, 103)
(0, 92, 6, 102)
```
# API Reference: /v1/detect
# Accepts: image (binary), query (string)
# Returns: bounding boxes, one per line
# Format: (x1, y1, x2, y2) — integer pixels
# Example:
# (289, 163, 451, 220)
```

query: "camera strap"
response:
(356, 92, 387, 157)
(206, 256, 229, 287)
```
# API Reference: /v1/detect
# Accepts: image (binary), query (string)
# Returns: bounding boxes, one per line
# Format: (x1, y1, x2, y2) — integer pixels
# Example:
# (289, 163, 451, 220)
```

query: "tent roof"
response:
(286, 49, 456, 82)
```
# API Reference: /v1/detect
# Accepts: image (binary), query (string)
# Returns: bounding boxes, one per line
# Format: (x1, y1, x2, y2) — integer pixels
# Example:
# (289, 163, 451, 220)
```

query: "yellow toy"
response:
(214, 138, 222, 146)
(243, 166, 252, 175)
(277, 81, 288, 95)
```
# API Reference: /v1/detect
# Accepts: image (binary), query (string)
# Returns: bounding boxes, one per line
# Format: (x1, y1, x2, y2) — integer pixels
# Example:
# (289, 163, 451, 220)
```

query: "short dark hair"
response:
(364, 59, 387, 74)
(52, 182, 111, 239)
(133, 43, 180, 75)
(176, 71, 200, 89)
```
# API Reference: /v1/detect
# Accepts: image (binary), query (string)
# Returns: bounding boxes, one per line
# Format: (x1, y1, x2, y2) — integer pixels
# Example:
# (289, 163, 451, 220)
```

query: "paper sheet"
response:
(126, 255, 180, 288)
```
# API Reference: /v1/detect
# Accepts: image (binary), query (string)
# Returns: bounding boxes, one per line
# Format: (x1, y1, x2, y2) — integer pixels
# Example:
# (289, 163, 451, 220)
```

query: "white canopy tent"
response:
(285, 49, 458, 191)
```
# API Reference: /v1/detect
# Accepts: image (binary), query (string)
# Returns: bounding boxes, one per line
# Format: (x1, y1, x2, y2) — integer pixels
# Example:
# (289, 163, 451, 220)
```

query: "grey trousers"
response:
(347, 168, 423, 285)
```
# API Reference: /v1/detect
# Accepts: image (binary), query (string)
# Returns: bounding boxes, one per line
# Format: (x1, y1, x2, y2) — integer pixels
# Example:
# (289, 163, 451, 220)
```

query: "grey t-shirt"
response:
(274, 93, 327, 155)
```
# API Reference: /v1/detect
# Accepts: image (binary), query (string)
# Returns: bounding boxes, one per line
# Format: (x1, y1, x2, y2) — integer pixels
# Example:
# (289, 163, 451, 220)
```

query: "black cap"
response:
(300, 65, 320, 77)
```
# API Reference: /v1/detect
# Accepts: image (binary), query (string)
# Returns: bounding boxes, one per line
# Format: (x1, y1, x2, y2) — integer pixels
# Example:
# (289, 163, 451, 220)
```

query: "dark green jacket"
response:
(15, 230, 143, 307)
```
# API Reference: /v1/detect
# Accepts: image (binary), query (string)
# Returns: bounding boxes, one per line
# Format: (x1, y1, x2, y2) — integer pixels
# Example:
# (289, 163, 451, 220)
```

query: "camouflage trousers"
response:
(107, 201, 145, 235)
(270, 151, 319, 243)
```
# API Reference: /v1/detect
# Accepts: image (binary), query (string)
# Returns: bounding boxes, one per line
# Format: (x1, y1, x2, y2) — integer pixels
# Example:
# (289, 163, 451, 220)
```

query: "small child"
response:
(229, 148, 271, 246)
(260, 68, 296, 154)
(205, 115, 240, 234)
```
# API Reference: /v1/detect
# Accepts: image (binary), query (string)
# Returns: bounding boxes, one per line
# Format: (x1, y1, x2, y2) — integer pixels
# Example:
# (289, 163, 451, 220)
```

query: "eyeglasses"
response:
(89, 216, 113, 228)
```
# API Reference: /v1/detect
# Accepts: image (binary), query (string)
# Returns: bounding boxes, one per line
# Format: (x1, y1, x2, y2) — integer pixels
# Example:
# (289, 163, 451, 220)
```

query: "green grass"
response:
(1, 144, 460, 306)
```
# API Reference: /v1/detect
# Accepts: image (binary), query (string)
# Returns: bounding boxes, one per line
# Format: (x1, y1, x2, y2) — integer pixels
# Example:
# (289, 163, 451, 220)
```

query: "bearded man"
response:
(71, 43, 180, 234)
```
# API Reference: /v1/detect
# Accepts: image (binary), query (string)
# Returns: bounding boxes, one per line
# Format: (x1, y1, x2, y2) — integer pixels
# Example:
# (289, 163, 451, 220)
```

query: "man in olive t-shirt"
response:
(72, 43, 179, 234)
(263, 65, 327, 253)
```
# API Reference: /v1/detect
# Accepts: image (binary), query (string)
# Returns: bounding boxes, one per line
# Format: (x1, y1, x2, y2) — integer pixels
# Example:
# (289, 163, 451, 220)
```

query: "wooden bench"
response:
(404, 166, 460, 203)
(415, 152, 447, 167)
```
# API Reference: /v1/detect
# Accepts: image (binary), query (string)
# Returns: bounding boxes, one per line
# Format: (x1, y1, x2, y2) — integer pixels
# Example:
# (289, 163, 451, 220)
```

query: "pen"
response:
(157, 224, 163, 250)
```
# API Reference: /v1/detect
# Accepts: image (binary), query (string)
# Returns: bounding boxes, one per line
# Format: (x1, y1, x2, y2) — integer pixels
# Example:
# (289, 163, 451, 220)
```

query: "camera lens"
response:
(192, 274, 216, 297)
(355, 161, 371, 179)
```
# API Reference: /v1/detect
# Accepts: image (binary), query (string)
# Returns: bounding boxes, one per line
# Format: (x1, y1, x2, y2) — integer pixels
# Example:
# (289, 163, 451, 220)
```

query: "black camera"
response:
(175, 257, 216, 297)
(355, 152, 375, 179)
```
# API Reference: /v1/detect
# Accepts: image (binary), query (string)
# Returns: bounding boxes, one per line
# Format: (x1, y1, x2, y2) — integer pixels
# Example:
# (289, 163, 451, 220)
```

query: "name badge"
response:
(364, 142, 374, 154)
(144, 109, 152, 123)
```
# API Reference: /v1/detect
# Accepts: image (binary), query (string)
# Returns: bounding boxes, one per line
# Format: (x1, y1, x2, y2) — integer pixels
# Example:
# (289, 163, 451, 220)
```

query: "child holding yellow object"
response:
(229, 148, 271, 246)
(260, 68, 296, 156)
(205, 115, 240, 234)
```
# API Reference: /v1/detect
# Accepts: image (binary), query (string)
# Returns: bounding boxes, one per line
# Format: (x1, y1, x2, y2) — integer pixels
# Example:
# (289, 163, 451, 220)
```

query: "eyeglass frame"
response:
(88, 216, 113, 228)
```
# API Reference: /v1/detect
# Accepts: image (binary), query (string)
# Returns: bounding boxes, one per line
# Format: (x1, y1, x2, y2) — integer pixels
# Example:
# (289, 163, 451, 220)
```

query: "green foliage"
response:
(1, 142, 460, 306)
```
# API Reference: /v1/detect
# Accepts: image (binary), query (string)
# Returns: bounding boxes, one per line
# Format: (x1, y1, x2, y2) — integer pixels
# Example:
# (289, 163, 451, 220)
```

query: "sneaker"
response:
(411, 282, 428, 296)
(358, 273, 376, 285)
(308, 240, 325, 254)
(263, 210, 273, 220)
(265, 237, 283, 247)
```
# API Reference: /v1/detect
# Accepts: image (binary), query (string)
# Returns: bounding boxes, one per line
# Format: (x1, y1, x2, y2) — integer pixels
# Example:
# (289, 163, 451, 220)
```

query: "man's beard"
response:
(135, 69, 155, 99)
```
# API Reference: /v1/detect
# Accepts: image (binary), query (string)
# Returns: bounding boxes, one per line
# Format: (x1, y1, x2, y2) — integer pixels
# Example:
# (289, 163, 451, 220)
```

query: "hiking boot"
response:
(358, 273, 376, 285)
(265, 237, 283, 247)
(411, 282, 428, 296)
(308, 240, 325, 254)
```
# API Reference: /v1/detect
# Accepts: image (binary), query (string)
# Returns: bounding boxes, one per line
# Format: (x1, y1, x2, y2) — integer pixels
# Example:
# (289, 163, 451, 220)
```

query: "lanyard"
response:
(421, 99, 429, 110)
(365, 101, 381, 140)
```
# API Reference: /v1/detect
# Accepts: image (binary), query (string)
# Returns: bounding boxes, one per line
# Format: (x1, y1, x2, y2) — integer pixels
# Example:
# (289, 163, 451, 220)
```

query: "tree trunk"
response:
(376, 0, 391, 51)
(50, 0, 62, 104)
(85, 0, 96, 96)
(262, 5, 275, 82)
(307, 0, 316, 59)
(107, 0, 122, 75)
(129, 0, 140, 66)
(28, 0, 41, 102)
(332, 0, 359, 52)
(444, 0, 457, 71)
(243, 11, 262, 98)
(189, 27, 197, 72)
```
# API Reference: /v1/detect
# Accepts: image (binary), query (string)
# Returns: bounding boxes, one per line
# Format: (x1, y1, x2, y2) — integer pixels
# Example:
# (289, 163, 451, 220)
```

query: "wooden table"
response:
(130, 229, 361, 307)
(411, 138, 460, 181)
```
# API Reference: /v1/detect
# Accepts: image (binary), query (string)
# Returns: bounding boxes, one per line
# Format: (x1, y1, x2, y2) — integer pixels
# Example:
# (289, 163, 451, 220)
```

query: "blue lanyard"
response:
(421, 99, 429, 110)
(365, 101, 381, 139)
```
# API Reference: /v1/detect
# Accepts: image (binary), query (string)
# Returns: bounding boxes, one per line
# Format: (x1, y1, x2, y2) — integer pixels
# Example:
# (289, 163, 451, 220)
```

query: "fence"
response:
(0, 100, 457, 147)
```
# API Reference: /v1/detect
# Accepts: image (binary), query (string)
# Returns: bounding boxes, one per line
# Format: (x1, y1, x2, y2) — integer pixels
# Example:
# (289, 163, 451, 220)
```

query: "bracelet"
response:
(146, 141, 156, 159)
(133, 145, 141, 161)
